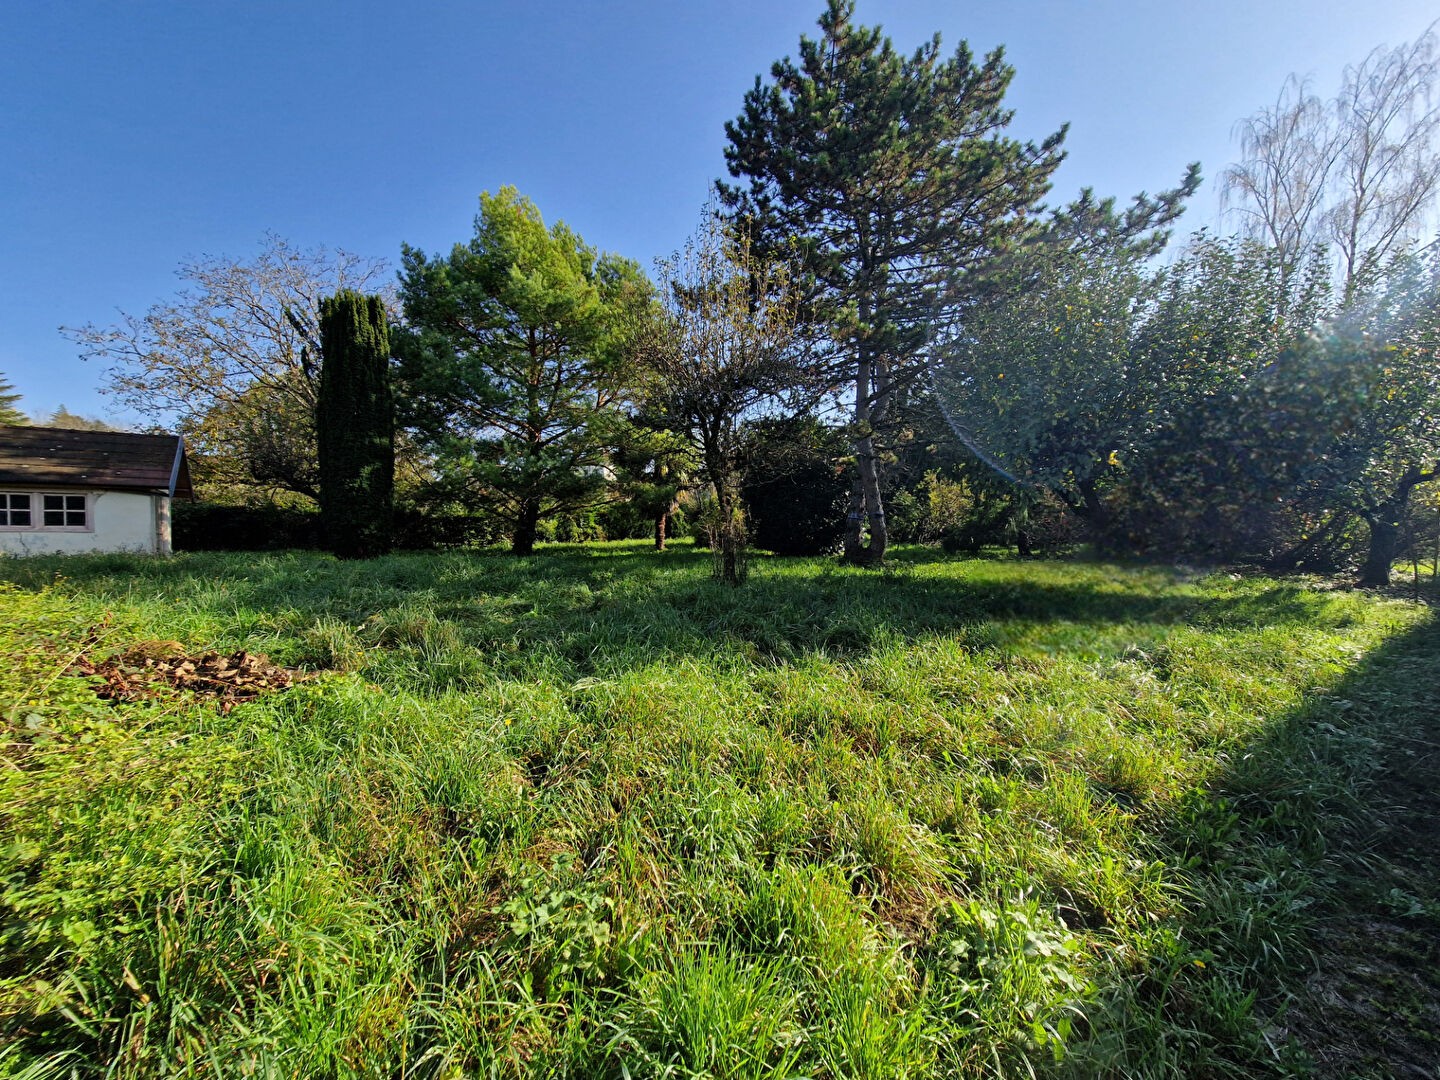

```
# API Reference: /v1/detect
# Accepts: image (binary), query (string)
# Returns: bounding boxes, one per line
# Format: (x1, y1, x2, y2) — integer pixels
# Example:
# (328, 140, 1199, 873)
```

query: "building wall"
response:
(0, 490, 159, 556)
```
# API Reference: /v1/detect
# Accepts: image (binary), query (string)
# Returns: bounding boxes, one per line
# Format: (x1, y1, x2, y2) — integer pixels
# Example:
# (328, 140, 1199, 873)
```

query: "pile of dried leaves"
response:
(71, 640, 305, 713)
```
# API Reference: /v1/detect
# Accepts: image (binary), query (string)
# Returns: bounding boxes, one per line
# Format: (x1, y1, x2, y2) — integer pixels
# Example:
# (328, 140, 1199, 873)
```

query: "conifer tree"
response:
(317, 290, 394, 559)
(396, 188, 652, 555)
(0, 375, 26, 426)
(719, 0, 1066, 563)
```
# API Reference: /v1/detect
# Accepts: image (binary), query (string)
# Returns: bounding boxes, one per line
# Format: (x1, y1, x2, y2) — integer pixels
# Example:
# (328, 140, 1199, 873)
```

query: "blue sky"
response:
(2, 0, 1436, 424)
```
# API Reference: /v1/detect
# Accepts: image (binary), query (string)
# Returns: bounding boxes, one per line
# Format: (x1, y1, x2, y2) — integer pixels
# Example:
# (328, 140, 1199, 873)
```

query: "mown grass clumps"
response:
(0, 543, 1432, 1077)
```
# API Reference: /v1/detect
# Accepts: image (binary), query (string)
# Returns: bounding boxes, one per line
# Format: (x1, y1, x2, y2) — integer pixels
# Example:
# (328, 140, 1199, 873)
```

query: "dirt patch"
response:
(72, 640, 305, 713)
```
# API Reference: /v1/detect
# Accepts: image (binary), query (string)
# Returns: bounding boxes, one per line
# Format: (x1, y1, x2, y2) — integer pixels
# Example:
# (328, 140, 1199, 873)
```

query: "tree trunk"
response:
(843, 347, 888, 566)
(512, 499, 541, 556)
(1359, 514, 1401, 587)
(721, 538, 739, 585)
(654, 510, 668, 551)
(855, 427, 888, 564)
(843, 352, 869, 563)
(703, 441, 745, 585)
(716, 485, 743, 586)
(1356, 466, 1438, 587)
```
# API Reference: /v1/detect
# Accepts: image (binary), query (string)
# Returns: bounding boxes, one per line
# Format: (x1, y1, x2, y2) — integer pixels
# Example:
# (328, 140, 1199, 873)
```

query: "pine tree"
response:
(395, 187, 652, 555)
(719, 0, 1065, 563)
(0, 374, 26, 425)
(317, 290, 394, 559)
(40, 405, 112, 430)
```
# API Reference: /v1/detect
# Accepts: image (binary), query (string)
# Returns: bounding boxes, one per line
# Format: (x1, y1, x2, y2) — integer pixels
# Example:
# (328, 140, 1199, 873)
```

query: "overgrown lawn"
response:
(1, 543, 1433, 1078)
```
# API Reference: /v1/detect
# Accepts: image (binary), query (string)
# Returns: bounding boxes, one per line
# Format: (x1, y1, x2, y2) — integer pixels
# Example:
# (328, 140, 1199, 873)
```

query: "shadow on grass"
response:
(0, 543, 1356, 673)
(1070, 611, 1440, 1077)
(1, 544, 1432, 1075)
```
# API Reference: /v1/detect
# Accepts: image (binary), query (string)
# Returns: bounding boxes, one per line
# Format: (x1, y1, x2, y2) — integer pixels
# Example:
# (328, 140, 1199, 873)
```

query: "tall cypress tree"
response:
(719, 0, 1066, 564)
(317, 290, 394, 558)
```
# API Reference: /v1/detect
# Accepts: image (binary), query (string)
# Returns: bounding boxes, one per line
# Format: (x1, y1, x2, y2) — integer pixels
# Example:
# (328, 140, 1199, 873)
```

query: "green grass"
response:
(0, 541, 1433, 1078)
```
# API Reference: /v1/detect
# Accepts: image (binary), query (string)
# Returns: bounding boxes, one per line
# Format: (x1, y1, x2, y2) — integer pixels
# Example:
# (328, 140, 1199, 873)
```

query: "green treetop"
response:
(718, 0, 1066, 564)
(396, 187, 653, 555)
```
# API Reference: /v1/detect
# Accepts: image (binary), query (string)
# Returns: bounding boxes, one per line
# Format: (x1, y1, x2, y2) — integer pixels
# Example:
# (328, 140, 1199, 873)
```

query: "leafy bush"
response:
(889, 471, 977, 544)
(391, 507, 499, 550)
(744, 418, 850, 556)
(175, 501, 495, 552)
(174, 501, 321, 551)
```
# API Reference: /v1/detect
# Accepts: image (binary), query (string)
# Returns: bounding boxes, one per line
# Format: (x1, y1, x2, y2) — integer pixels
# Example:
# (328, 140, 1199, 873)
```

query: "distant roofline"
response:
(0, 425, 194, 499)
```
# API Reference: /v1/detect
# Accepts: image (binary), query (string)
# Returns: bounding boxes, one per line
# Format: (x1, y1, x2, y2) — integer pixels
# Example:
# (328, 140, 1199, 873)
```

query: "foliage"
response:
(887, 471, 976, 545)
(882, 393, 1031, 554)
(174, 502, 495, 554)
(928, 165, 1201, 535)
(937, 232, 1347, 561)
(935, 221, 1440, 583)
(719, 0, 1066, 563)
(1110, 237, 1336, 559)
(63, 234, 391, 502)
(0, 376, 26, 426)
(935, 229, 1157, 527)
(317, 290, 395, 559)
(634, 212, 811, 581)
(33, 405, 116, 432)
(1128, 237, 1440, 581)
(602, 414, 695, 549)
(1263, 246, 1440, 583)
(0, 548, 1431, 1076)
(743, 417, 850, 556)
(172, 501, 322, 551)
(396, 188, 653, 555)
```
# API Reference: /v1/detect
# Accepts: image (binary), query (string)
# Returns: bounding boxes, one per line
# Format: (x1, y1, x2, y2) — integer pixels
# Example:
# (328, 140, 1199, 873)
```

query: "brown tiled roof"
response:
(0, 426, 193, 498)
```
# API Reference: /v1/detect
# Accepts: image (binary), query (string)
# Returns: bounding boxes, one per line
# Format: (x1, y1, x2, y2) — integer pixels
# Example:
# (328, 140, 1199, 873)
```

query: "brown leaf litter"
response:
(71, 639, 305, 713)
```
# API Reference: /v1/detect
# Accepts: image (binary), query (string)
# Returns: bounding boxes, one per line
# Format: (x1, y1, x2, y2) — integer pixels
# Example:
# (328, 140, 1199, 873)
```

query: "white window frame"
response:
(0, 491, 35, 528)
(0, 491, 95, 533)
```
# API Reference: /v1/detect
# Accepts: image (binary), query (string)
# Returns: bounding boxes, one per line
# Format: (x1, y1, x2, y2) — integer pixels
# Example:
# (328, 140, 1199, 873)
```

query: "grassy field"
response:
(1, 542, 1436, 1078)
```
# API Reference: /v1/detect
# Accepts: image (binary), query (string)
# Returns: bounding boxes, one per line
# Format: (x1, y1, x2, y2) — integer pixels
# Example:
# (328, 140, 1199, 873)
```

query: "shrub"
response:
(889, 471, 977, 544)
(174, 502, 496, 553)
(744, 419, 850, 556)
(173, 502, 321, 551)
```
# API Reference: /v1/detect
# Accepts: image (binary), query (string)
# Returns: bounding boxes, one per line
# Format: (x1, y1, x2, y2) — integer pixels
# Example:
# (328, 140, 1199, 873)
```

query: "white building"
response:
(0, 426, 193, 556)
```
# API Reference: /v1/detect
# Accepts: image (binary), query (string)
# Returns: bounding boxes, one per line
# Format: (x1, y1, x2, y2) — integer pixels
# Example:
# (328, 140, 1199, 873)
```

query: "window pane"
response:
(2, 493, 32, 526)
(38, 493, 87, 527)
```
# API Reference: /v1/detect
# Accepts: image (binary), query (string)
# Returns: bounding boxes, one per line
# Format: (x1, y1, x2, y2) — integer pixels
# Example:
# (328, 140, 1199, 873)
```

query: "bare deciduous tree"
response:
(1222, 75, 1340, 284)
(635, 214, 812, 584)
(1224, 23, 1440, 301)
(63, 234, 392, 501)
(1330, 27, 1440, 300)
